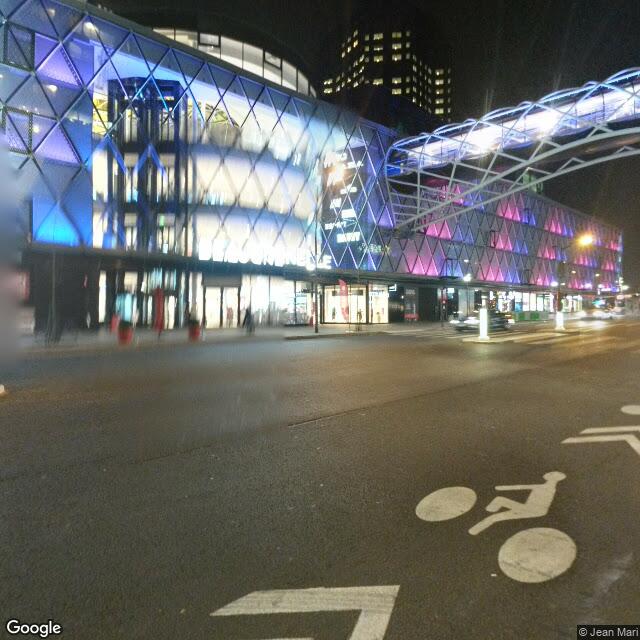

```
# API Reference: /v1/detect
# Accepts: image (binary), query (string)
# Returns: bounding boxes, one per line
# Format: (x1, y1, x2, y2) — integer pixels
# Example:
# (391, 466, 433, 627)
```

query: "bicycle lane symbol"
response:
(208, 405, 640, 637)
(415, 472, 577, 583)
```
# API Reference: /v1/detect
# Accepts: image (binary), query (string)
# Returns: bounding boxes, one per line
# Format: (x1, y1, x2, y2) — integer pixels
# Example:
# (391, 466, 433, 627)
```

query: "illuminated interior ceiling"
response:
(385, 68, 640, 232)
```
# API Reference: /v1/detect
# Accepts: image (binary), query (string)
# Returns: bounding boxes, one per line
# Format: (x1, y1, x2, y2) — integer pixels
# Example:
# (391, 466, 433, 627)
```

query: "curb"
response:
(462, 328, 584, 344)
(22, 334, 283, 358)
(285, 331, 384, 341)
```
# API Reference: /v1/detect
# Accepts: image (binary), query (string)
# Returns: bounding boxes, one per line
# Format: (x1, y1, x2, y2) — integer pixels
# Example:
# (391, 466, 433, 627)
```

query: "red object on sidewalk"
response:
(110, 314, 120, 333)
(153, 287, 165, 336)
(188, 323, 201, 342)
(117, 324, 133, 345)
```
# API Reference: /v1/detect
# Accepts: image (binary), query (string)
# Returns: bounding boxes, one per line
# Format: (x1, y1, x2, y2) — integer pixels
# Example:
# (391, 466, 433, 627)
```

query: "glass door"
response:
(205, 287, 222, 328)
(223, 287, 238, 328)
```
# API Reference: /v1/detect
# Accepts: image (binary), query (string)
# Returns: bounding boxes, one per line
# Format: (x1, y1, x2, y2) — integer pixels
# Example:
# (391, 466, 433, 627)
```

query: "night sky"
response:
(108, 0, 640, 286)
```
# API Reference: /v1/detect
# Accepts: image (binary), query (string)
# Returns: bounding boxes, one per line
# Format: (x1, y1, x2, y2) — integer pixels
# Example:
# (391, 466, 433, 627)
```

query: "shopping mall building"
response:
(1, 0, 623, 331)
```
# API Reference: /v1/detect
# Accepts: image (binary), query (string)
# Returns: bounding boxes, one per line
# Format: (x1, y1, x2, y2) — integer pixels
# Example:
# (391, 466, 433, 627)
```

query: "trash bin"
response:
(117, 320, 134, 345)
(188, 320, 202, 342)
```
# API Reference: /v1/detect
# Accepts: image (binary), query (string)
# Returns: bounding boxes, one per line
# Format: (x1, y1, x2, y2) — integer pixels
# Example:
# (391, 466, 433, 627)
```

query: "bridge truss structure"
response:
(385, 68, 640, 233)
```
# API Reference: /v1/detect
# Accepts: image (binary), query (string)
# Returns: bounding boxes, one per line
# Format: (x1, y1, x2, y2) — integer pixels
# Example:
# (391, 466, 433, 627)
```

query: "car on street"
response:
(450, 310, 512, 332)
(579, 306, 625, 320)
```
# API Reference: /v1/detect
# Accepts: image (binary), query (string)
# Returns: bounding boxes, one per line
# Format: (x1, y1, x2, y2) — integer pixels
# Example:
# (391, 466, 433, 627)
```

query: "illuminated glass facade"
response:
(1, 0, 622, 329)
(384, 180, 622, 292)
(153, 28, 316, 97)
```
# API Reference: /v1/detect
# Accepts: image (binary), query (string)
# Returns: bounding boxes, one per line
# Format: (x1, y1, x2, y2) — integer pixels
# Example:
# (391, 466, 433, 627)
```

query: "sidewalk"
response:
(19, 321, 456, 354)
(21, 326, 289, 354)
(18, 317, 576, 356)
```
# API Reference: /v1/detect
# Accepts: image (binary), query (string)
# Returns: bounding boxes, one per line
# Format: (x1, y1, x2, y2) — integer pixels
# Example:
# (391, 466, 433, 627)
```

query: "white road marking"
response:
(622, 339, 640, 351)
(545, 336, 640, 357)
(384, 329, 439, 335)
(528, 335, 618, 347)
(210, 586, 400, 640)
(563, 427, 640, 457)
(580, 426, 640, 434)
(468, 472, 566, 536)
(462, 331, 543, 343)
(523, 335, 577, 346)
(498, 527, 577, 583)
(621, 405, 640, 415)
(509, 331, 568, 343)
(415, 486, 477, 522)
(464, 330, 579, 344)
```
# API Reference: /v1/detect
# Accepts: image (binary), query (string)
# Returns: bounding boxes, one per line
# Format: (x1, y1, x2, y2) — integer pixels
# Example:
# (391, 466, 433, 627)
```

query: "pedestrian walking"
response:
(242, 306, 254, 334)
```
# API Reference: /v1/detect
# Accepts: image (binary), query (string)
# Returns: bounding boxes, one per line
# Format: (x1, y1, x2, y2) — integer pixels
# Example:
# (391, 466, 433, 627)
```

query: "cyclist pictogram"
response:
(416, 471, 577, 583)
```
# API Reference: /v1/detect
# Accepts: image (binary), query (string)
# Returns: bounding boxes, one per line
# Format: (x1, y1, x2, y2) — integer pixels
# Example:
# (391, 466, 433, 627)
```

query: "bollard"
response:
(555, 310, 565, 331)
(478, 307, 490, 341)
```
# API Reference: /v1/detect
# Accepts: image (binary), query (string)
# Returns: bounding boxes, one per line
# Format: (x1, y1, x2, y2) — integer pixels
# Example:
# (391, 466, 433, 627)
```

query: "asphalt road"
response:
(2, 320, 640, 639)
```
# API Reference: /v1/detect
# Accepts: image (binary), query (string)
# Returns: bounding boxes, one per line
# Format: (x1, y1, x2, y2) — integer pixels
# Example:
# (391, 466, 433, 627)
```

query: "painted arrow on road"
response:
(210, 585, 400, 640)
(562, 426, 640, 457)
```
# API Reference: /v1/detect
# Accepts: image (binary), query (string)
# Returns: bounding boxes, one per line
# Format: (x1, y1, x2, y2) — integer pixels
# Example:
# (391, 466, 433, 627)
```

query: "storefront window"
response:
(240, 274, 270, 325)
(563, 295, 583, 312)
(293, 281, 313, 325)
(324, 284, 367, 323)
(223, 287, 239, 327)
(237, 275, 313, 326)
(369, 285, 388, 323)
(197, 275, 314, 328)
(513, 291, 523, 312)
(404, 287, 418, 321)
(496, 291, 517, 313)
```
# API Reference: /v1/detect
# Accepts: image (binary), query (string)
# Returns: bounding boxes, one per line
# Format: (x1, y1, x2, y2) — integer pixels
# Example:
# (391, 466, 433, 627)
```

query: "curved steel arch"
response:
(385, 67, 640, 232)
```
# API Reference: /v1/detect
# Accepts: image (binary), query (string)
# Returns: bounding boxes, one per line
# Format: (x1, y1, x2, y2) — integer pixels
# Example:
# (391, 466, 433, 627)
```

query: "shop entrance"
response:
(204, 286, 239, 329)
(323, 283, 389, 324)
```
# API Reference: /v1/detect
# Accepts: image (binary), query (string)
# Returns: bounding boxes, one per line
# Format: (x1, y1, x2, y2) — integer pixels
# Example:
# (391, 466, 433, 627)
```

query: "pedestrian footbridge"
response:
(386, 68, 640, 231)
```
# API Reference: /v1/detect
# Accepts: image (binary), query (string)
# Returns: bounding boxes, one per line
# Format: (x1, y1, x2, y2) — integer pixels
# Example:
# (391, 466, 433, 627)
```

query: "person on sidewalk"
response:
(153, 287, 164, 340)
(226, 306, 234, 328)
(242, 306, 254, 334)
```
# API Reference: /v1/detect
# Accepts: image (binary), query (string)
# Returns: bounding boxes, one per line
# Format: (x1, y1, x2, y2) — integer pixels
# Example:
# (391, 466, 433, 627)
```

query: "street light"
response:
(577, 233, 594, 247)
(462, 273, 472, 317)
(554, 233, 596, 330)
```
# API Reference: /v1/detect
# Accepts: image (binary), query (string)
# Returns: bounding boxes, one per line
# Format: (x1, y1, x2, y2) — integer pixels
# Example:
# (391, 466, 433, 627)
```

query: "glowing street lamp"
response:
(554, 233, 594, 330)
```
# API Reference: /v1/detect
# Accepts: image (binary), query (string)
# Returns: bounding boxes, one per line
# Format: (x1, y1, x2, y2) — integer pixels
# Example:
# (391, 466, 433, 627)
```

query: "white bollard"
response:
(479, 307, 490, 341)
(555, 310, 565, 331)
(0, 385, 6, 398)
